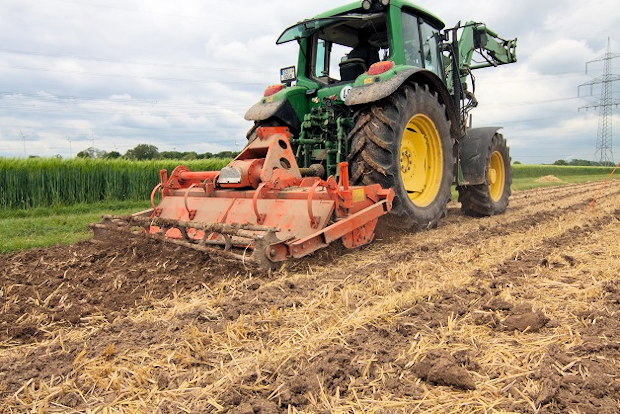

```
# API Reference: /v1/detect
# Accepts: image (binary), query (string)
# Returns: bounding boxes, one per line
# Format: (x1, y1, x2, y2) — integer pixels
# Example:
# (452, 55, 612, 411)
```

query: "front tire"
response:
(457, 133, 512, 216)
(348, 82, 455, 230)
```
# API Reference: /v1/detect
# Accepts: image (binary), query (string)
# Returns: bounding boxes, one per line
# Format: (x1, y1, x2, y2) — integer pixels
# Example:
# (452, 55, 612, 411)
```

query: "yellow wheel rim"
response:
(400, 114, 443, 208)
(489, 150, 505, 202)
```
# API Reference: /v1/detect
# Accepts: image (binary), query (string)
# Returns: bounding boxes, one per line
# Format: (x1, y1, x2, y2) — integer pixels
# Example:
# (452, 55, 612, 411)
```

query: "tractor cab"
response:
(275, 0, 445, 88)
(277, 13, 390, 84)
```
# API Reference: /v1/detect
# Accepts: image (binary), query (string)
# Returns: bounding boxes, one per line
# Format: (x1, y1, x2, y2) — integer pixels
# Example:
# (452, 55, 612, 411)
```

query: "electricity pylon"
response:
(579, 38, 620, 164)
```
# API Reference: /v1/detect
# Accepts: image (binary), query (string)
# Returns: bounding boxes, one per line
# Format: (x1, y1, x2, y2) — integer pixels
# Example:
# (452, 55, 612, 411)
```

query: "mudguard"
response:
(345, 67, 459, 141)
(459, 127, 502, 185)
(244, 98, 301, 132)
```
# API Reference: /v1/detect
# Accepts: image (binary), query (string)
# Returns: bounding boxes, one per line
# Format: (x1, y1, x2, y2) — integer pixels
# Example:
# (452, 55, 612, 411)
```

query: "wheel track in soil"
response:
(0, 181, 611, 349)
(0, 181, 610, 342)
(154, 184, 620, 411)
(199, 183, 620, 411)
(0, 181, 618, 412)
(174, 182, 616, 334)
(258, 205, 620, 413)
(508, 179, 602, 199)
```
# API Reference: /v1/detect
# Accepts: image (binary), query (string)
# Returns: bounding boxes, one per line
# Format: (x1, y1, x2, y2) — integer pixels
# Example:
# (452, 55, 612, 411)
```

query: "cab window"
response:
(420, 22, 442, 76)
(401, 12, 443, 77)
(401, 12, 422, 67)
(309, 16, 389, 84)
(314, 38, 354, 81)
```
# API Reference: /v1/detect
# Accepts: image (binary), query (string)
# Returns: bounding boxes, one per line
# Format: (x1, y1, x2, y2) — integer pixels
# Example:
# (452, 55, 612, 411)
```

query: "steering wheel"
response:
(339, 58, 368, 71)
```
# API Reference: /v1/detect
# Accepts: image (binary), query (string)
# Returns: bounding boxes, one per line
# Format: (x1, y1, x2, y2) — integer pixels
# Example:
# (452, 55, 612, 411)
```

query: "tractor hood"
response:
(276, 13, 382, 44)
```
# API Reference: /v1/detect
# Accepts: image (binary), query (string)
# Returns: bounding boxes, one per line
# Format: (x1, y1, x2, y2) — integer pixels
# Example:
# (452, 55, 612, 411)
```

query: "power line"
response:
(0, 63, 266, 85)
(0, 48, 273, 74)
(485, 96, 581, 107)
(579, 38, 620, 164)
(48, 0, 271, 26)
(0, 103, 247, 117)
(0, 91, 251, 109)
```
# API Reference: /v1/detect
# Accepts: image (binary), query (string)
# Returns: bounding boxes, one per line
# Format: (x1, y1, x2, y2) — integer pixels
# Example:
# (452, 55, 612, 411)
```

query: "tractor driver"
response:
(348, 30, 380, 70)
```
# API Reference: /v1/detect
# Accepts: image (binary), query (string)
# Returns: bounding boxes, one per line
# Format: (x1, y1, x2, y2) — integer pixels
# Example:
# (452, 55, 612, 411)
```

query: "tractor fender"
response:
(244, 98, 301, 132)
(459, 127, 502, 185)
(345, 67, 459, 140)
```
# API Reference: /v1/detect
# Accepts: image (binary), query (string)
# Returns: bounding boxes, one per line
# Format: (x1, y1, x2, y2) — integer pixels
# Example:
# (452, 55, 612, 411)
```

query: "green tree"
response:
(182, 151, 198, 160)
(76, 147, 107, 159)
(125, 144, 159, 160)
(160, 151, 183, 159)
(553, 159, 568, 165)
(215, 150, 238, 159)
(568, 159, 592, 166)
(104, 151, 121, 159)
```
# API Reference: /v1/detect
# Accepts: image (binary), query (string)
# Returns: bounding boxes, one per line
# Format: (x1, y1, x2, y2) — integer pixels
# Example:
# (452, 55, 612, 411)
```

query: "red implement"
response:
(92, 127, 394, 268)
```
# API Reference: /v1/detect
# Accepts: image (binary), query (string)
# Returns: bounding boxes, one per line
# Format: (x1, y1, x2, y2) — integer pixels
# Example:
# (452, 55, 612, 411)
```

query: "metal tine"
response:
(103, 215, 280, 239)
(90, 222, 259, 265)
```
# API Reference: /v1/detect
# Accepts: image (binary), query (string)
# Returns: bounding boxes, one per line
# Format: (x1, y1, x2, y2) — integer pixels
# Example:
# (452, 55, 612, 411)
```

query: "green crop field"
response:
(0, 159, 617, 254)
(511, 164, 616, 190)
(0, 157, 229, 209)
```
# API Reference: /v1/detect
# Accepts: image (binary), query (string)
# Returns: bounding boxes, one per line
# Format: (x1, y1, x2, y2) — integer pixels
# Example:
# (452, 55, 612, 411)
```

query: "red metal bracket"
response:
(253, 182, 267, 224)
(150, 183, 163, 210)
(307, 180, 322, 229)
(184, 184, 197, 220)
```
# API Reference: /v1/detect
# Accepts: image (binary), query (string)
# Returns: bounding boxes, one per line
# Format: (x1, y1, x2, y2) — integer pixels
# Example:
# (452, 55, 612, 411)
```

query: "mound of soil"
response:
(535, 175, 563, 183)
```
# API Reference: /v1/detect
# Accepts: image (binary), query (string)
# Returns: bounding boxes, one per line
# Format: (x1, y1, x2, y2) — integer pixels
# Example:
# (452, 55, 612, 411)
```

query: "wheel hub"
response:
(489, 150, 505, 202)
(400, 148, 415, 174)
(400, 114, 443, 208)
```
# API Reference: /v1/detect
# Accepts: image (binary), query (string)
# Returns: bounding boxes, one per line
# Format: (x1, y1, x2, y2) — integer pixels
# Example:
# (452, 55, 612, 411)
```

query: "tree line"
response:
(76, 144, 239, 160)
(553, 159, 616, 167)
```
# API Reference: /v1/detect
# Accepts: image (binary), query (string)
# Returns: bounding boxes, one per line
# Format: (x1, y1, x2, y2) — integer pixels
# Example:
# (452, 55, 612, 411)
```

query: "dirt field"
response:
(1, 180, 619, 413)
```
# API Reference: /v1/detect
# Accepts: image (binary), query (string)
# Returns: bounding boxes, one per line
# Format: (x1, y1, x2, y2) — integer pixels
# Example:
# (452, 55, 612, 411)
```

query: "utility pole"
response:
(579, 38, 620, 164)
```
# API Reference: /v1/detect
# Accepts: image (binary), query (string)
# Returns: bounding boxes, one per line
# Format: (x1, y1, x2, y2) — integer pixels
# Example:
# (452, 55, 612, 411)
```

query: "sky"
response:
(0, 0, 619, 164)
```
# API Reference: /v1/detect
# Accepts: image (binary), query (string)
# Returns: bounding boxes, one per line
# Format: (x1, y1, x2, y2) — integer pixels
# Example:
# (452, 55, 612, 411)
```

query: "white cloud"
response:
(0, 0, 618, 164)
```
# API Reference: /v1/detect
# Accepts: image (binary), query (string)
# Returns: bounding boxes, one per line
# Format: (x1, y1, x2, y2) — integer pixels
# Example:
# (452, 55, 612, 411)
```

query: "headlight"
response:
(380, 0, 390, 5)
(362, 0, 372, 11)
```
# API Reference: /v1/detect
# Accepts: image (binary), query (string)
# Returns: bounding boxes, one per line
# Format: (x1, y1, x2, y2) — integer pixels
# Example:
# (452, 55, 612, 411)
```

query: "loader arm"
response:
(446, 21, 517, 92)
(459, 21, 517, 71)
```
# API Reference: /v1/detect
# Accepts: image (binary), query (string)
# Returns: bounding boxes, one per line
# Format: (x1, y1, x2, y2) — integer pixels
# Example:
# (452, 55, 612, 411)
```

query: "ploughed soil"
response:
(1, 180, 619, 413)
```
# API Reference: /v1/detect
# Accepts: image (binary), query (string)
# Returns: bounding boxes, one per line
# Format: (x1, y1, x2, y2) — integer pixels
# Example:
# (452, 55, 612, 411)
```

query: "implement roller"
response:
(92, 127, 394, 268)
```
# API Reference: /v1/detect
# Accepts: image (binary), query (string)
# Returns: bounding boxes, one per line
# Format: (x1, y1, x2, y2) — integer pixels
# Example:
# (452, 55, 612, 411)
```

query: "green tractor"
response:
(92, 0, 518, 266)
(245, 0, 517, 229)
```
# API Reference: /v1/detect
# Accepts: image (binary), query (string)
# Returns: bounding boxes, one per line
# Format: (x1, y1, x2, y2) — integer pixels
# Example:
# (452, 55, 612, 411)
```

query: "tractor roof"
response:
(277, 1, 444, 45)
(314, 1, 444, 29)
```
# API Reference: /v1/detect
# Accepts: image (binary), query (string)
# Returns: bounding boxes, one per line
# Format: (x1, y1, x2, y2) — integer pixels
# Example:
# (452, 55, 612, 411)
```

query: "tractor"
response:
(92, 0, 517, 267)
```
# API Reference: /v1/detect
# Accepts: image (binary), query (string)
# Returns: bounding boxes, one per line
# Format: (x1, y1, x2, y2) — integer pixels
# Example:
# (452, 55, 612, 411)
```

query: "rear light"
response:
(368, 61, 394, 76)
(264, 84, 283, 97)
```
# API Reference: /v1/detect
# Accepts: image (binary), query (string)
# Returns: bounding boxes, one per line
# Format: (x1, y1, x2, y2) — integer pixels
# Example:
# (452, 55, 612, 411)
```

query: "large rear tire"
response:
(348, 82, 455, 230)
(457, 133, 511, 216)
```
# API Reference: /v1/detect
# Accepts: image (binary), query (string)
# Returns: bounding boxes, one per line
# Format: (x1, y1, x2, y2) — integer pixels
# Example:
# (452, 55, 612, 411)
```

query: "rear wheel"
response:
(457, 133, 512, 216)
(348, 82, 455, 230)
